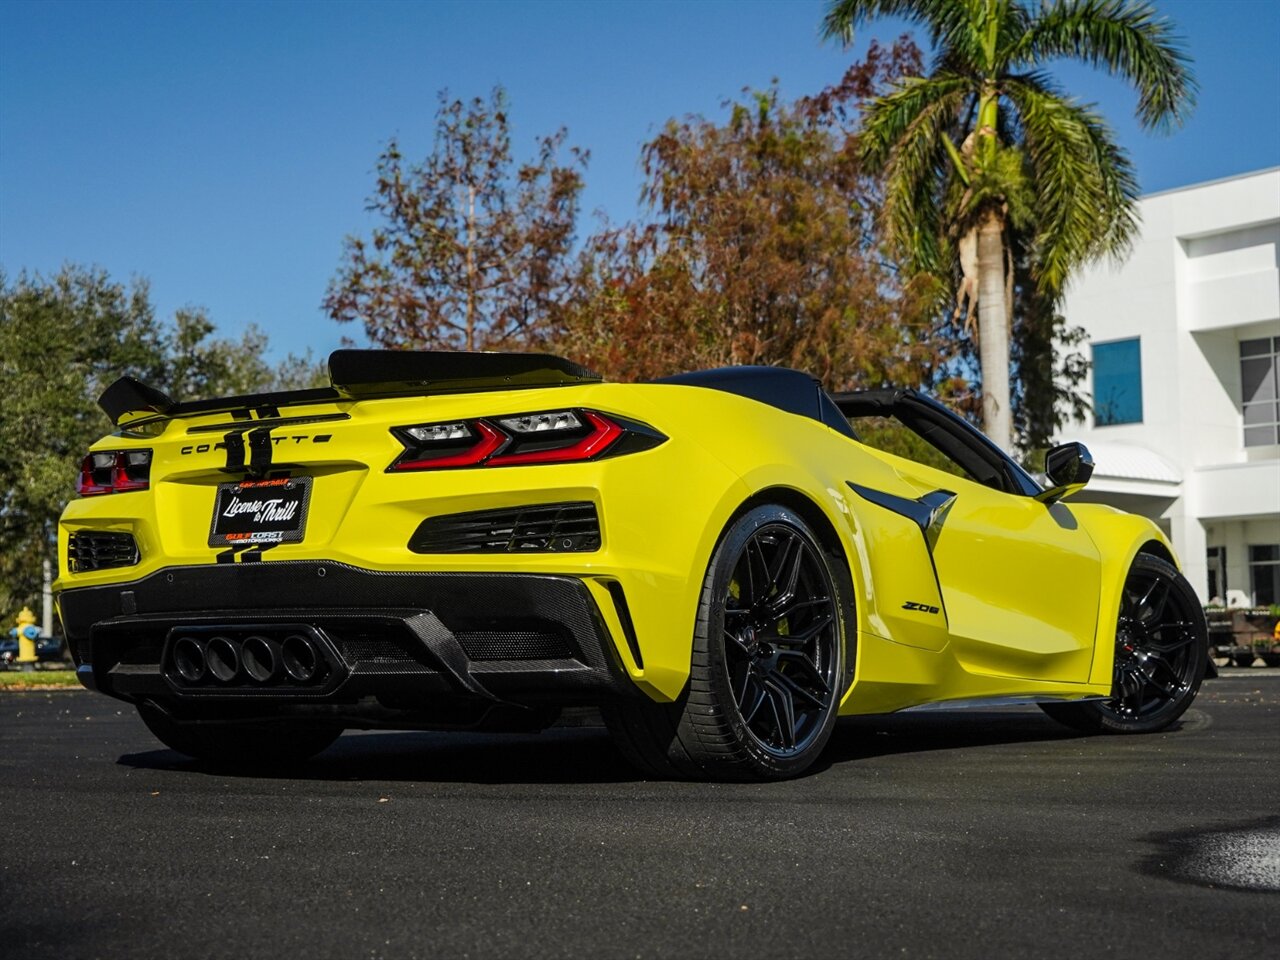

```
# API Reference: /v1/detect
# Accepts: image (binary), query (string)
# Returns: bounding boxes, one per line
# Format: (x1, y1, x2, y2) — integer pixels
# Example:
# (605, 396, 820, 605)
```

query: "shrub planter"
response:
(1232, 646, 1257, 668)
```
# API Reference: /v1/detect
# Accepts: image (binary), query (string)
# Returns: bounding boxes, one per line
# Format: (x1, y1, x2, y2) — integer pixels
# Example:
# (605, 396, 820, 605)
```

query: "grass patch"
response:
(0, 668, 80, 690)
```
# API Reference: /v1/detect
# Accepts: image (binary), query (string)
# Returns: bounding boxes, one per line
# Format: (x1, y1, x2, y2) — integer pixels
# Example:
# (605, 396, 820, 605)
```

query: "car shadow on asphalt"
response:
(117, 727, 643, 785)
(819, 710, 1085, 765)
(116, 708, 1091, 785)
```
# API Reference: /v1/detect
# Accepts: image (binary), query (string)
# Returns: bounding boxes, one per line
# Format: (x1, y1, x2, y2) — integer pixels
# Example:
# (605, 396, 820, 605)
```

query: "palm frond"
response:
(1012, 0, 1196, 129)
(859, 74, 974, 171)
(822, 0, 986, 63)
(863, 82, 971, 274)
(1003, 72, 1140, 292)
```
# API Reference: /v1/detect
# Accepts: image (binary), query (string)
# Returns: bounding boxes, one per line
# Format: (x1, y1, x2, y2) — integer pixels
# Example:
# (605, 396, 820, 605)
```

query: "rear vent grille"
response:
(68, 531, 140, 573)
(455, 629, 574, 661)
(409, 501, 601, 554)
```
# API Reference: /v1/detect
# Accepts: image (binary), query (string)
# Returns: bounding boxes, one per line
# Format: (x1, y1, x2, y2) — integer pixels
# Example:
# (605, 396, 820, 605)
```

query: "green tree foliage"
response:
(0, 266, 322, 615)
(163, 309, 327, 397)
(559, 41, 966, 400)
(821, 0, 1196, 451)
(0, 268, 164, 614)
(324, 87, 588, 351)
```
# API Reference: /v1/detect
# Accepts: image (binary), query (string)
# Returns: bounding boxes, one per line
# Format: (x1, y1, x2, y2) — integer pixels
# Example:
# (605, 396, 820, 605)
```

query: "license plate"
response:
(208, 476, 311, 547)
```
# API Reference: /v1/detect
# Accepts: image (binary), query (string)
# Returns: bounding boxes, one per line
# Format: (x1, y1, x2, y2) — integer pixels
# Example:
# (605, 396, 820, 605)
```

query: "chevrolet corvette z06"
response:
(55, 350, 1209, 780)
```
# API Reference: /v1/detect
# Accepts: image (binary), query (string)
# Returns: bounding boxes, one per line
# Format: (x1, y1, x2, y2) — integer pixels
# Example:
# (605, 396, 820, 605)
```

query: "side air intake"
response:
(409, 502, 601, 554)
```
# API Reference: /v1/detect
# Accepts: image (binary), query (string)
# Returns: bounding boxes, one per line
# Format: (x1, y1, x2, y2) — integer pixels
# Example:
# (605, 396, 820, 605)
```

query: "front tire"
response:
(138, 702, 343, 766)
(605, 504, 853, 781)
(1041, 553, 1207, 734)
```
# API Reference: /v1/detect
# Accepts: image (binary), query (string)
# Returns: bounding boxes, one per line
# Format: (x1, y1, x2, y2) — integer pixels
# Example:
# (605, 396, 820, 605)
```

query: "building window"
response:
(1250, 544, 1280, 607)
(1092, 338, 1143, 426)
(1207, 546, 1227, 603)
(1241, 336, 1280, 447)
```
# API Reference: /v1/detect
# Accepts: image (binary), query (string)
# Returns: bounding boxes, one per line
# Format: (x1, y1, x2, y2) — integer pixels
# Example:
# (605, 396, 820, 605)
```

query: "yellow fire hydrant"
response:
(12, 607, 41, 670)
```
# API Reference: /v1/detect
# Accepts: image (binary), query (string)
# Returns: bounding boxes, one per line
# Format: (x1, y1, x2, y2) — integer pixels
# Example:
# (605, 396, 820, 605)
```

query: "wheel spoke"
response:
(773, 596, 830, 618)
(766, 535, 805, 613)
(768, 666, 825, 710)
(772, 611, 833, 647)
(765, 533, 797, 593)
(731, 659, 751, 704)
(1145, 673, 1180, 701)
(1148, 624, 1196, 653)
(1136, 577, 1171, 626)
(1131, 675, 1146, 713)
(763, 680, 797, 750)
(740, 676, 767, 725)
(724, 629, 751, 657)
(745, 538, 770, 606)
(775, 649, 830, 694)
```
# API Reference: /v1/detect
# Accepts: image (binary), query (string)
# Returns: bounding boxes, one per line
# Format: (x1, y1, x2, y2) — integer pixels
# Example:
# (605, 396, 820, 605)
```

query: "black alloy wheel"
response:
(1041, 553, 1207, 734)
(603, 504, 852, 780)
(721, 522, 841, 757)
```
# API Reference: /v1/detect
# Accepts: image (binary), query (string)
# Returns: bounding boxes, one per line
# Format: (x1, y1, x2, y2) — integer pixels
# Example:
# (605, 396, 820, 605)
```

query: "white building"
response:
(1057, 167, 1280, 606)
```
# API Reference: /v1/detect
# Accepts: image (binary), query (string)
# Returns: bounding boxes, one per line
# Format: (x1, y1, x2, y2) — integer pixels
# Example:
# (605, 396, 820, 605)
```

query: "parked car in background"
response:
(0, 634, 68, 667)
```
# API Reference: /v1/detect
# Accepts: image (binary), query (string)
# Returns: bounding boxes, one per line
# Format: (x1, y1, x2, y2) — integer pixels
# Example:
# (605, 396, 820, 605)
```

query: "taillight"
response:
(389, 409, 664, 471)
(78, 450, 152, 496)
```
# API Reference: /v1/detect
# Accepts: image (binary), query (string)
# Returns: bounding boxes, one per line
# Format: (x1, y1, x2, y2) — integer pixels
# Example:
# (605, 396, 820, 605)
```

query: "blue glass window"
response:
(1093, 338, 1143, 426)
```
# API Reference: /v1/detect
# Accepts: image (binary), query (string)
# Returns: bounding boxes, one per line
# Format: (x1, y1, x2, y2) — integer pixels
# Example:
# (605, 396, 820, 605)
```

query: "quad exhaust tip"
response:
(241, 635, 279, 683)
(167, 630, 329, 688)
(205, 636, 239, 682)
(172, 636, 207, 683)
(281, 634, 321, 682)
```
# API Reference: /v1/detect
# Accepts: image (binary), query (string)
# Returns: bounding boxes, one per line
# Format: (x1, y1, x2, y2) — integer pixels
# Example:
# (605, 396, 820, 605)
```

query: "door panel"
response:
(893, 462, 1102, 682)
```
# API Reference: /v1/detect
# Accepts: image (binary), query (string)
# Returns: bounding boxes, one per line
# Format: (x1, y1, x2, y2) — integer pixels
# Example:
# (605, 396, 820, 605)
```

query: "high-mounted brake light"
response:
(389, 409, 664, 471)
(78, 449, 152, 496)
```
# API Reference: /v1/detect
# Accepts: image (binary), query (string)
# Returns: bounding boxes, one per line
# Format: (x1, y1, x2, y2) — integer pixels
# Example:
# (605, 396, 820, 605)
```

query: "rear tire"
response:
(138, 703, 343, 766)
(1040, 553, 1207, 735)
(605, 504, 853, 781)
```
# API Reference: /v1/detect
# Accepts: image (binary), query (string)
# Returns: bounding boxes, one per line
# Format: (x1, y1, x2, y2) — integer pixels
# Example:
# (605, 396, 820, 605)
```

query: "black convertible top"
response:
(100, 350, 856, 438)
(653, 366, 857, 439)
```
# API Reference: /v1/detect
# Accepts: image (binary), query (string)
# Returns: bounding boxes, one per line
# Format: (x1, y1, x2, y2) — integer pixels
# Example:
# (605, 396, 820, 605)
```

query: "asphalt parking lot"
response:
(2, 672, 1276, 959)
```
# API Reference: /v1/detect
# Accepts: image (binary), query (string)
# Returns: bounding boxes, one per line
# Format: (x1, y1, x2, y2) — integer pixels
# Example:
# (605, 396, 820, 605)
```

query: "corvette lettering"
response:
(180, 434, 331, 455)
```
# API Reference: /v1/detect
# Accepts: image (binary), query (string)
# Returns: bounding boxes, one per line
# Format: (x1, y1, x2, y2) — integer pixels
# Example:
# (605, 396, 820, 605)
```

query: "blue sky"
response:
(2, 0, 1278, 363)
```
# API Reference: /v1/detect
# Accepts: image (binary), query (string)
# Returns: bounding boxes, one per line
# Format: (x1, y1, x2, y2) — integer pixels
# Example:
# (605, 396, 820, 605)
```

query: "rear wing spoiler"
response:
(99, 350, 602, 428)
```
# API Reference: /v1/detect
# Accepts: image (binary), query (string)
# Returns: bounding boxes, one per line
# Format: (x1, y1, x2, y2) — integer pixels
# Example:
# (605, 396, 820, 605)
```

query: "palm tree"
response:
(822, 0, 1195, 451)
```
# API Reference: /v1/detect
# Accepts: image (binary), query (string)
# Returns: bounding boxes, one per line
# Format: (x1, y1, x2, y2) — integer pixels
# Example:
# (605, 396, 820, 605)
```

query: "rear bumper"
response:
(57, 560, 641, 727)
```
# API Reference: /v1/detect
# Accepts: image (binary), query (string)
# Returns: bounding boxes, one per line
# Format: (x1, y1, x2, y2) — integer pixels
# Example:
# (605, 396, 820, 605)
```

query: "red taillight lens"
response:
(389, 409, 663, 471)
(78, 450, 152, 496)
(487, 411, 622, 466)
(393, 420, 506, 470)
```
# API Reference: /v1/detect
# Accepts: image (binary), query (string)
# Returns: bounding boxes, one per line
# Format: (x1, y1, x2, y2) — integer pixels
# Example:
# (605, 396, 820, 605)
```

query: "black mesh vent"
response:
(68, 531, 140, 573)
(330, 625, 432, 667)
(455, 629, 574, 662)
(409, 502, 600, 554)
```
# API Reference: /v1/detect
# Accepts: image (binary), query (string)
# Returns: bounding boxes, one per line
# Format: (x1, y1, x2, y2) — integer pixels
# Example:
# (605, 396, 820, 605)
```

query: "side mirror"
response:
(1036, 442, 1094, 505)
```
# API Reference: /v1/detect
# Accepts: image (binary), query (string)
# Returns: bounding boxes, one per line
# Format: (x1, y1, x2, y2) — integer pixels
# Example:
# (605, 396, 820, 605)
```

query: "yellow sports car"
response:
(55, 351, 1209, 780)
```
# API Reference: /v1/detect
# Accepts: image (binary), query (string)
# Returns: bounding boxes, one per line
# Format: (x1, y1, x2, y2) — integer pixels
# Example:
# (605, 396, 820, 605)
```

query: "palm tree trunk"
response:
(976, 209, 1013, 451)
